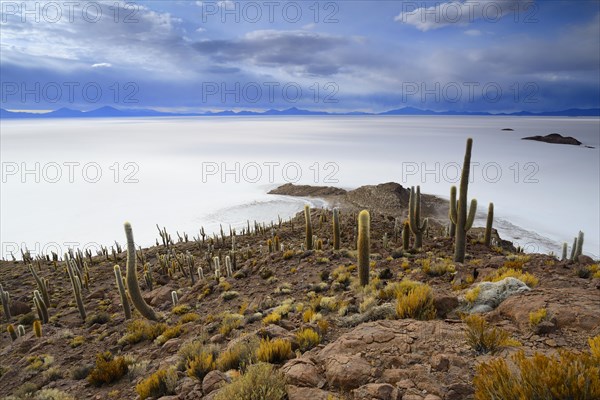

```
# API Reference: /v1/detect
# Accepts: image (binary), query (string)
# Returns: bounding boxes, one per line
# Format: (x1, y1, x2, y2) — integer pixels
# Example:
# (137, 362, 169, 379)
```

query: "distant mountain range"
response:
(1, 106, 599, 119)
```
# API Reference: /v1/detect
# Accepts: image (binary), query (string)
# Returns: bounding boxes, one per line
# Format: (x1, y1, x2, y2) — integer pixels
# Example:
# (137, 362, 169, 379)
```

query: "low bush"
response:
(214, 363, 286, 400)
(463, 314, 520, 355)
(295, 328, 320, 352)
(136, 367, 178, 400)
(256, 338, 292, 363)
(396, 284, 436, 320)
(87, 352, 128, 386)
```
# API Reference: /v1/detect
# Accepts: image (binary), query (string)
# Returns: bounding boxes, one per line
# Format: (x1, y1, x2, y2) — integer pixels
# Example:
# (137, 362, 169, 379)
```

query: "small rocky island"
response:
(522, 133, 582, 146)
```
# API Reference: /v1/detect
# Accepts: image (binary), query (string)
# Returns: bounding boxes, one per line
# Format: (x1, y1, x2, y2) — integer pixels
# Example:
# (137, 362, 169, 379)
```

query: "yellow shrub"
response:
(359, 295, 377, 313)
(319, 296, 339, 312)
(70, 336, 85, 348)
(216, 336, 259, 372)
(172, 304, 191, 315)
(302, 309, 316, 323)
(474, 349, 600, 399)
(87, 352, 128, 386)
(155, 325, 184, 346)
(214, 363, 286, 400)
(187, 352, 215, 380)
(379, 279, 421, 301)
(282, 250, 295, 260)
(295, 328, 320, 352)
(136, 368, 177, 399)
(262, 312, 281, 326)
(180, 313, 200, 323)
(463, 314, 519, 355)
(256, 338, 292, 363)
(528, 308, 547, 327)
(589, 335, 600, 360)
(118, 320, 167, 345)
(486, 268, 539, 287)
(396, 284, 436, 320)
(465, 287, 480, 304)
(316, 318, 329, 336)
(219, 313, 243, 336)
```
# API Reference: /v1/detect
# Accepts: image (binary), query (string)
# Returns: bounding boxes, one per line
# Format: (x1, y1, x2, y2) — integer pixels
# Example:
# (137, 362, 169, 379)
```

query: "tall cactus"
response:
(449, 186, 457, 238)
(450, 138, 478, 263)
(357, 210, 370, 287)
(561, 242, 568, 261)
(114, 265, 131, 320)
(0, 284, 10, 322)
(408, 186, 428, 249)
(402, 221, 410, 251)
(571, 231, 585, 261)
(304, 205, 313, 250)
(33, 290, 49, 323)
(332, 208, 341, 250)
(66, 260, 86, 321)
(125, 222, 158, 321)
(28, 264, 50, 308)
(484, 202, 494, 247)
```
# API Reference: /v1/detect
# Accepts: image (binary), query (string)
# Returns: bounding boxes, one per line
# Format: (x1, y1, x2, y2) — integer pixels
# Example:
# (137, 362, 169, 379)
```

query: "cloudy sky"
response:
(1, 0, 599, 112)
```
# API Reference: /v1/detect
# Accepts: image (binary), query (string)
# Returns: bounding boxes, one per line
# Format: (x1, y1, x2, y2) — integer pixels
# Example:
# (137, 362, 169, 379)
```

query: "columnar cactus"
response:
(7, 324, 17, 341)
(33, 290, 49, 323)
(66, 260, 86, 321)
(304, 205, 313, 250)
(408, 186, 428, 249)
(357, 210, 370, 287)
(17, 325, 25, 337)
(402, 221, 410, 251)
(450, 138, 478, 263)
(114, 265, 131, 320)
(333, 208, 341, 250)
(449, 186, 457, 238)
(484, 202, 494, 247)
(574, 231, 584, 260)
(561, 242, 568, 261)
(0, 284, 10, 322)
(125, 222, 158, 321)
(33, 320, 42, 338)
(171, 291, 178, 306)
(28, 264, 50, 308)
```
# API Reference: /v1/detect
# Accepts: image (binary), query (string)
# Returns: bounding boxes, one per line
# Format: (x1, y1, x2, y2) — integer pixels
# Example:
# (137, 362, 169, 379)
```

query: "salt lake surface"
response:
(1, 116, 598, 258)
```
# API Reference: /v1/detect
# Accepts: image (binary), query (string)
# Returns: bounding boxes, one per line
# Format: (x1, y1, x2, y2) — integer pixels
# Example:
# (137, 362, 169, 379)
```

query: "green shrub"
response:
(216, 336, 259, 371)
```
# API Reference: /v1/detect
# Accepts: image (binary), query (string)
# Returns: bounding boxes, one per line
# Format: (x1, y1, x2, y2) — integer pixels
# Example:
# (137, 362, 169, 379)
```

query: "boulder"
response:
(468, 277, 530, 313)
(286, 385, 334, 400)
(281, 358, 324, 388)
(352, 383, 395, 400)
(202, 370, 230, 395)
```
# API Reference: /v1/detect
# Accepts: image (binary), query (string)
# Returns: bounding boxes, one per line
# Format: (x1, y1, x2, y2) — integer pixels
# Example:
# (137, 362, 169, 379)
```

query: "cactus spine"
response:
(484, 202, 494, 247)
(402, 221, 410, 251)
(0, 284, 10, 321)
(114, 265, 131, 320)
(304, 205, 313, 250)
(357, 210, 370, 287)
(332, 208, 341, 250)
(450, 138, 478, 263)
(66, 260, 86, 321)
(125, 222, 158, 321)
(33, 320, 42, 338)
(33, 290, 49, 323)
(449, 186, 457, 238)
(408, 186, 428, 249)
(28, 264, 50, 308)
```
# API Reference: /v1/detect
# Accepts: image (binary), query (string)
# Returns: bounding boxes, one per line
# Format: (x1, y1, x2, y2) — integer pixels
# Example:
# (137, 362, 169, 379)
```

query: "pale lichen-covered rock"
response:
(467, 277, 530, 313)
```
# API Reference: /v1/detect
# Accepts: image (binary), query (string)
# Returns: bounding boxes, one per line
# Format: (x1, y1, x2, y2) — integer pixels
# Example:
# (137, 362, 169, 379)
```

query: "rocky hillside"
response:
(1, 183, 599, 400)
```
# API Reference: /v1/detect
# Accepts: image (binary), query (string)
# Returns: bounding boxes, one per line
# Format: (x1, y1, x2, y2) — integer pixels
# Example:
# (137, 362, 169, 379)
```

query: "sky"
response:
(1, 0, 599, 113)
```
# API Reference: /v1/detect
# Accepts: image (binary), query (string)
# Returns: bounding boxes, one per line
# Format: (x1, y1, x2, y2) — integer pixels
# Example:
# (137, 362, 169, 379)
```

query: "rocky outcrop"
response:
(268, 183, 347, 196)
(522, 133, 582, 146)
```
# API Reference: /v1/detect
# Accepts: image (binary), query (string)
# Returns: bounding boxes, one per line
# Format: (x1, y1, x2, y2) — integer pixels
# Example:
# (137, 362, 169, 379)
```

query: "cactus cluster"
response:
(29, 264, 50, 308)
(450, 138, 478, 263)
